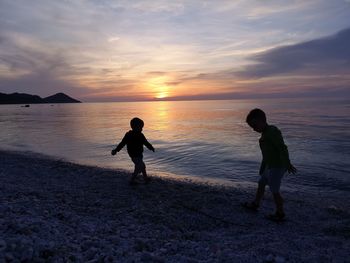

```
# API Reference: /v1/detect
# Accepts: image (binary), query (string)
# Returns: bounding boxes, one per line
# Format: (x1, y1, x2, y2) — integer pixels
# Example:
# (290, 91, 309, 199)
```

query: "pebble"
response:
(0, 239, 7, 252)
(140, 252, 153, 262)
(275, 255, 286, 263)
(264, 254, 275, 262)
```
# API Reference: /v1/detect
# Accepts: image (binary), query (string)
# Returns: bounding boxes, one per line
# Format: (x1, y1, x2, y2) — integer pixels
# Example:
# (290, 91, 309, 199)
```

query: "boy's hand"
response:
(148, 145, 155, 152)
(111, 149, 117, 156)
(287, 164, 297, 174)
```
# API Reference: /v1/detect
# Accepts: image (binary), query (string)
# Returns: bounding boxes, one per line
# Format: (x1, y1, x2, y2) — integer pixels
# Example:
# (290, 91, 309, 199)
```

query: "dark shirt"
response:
(116, 130, 154, 158)
(259, 125, 291, 173)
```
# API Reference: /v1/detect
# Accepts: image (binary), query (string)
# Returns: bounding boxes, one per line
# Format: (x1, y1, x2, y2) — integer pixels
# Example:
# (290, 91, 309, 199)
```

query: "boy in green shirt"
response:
(244, 108, 297, 221)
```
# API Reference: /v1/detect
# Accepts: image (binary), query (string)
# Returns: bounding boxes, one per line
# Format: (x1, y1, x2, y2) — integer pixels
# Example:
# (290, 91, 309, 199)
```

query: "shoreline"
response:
(1, 150, 349, 262)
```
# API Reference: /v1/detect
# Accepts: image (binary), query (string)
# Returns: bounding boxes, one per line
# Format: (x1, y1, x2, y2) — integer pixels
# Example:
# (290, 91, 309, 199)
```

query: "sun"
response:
(147, 76, 170, 99)
(155, 90, 168, 99)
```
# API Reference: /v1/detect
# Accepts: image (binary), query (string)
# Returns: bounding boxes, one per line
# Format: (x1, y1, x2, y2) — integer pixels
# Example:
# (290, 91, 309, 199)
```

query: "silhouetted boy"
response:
(244, 109, 296, 221)
(111, 117, 155, 185)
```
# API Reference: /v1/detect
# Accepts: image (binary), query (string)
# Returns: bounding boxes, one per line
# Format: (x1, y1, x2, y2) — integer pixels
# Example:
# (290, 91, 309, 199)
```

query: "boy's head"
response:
(246, 108, 267, 133)
(130, 117, 144, 132)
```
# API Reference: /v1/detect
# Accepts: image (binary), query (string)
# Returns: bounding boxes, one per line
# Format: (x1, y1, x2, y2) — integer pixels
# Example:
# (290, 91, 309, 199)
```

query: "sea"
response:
(1, 98, 349, 195)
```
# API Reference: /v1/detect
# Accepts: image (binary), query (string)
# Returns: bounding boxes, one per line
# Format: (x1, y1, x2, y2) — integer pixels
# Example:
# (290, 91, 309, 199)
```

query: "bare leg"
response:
(273, 192, 284, 215)
(130, 172, 138, 184)
(254, 182, 266, 206)
(141, 164, 151, 183)
(130, 162, 140, 184)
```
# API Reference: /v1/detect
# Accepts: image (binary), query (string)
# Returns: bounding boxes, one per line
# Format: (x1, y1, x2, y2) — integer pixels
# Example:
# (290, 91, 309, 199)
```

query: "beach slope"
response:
(0, 150, 349, 262)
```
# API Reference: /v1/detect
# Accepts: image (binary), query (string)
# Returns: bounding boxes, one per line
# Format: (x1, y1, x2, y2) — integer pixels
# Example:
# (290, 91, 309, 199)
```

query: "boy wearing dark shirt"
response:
(111, 117, 155, 185)
(244, 109, 297, 221)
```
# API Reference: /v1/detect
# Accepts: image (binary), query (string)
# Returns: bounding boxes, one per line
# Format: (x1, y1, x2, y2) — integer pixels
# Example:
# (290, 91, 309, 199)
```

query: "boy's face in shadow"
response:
(132, 124, 143, 132)
(248, 118, 266, 133)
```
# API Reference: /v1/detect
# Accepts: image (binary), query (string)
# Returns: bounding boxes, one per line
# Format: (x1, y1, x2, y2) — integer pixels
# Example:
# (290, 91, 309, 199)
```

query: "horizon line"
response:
(82, 93, 347, 103)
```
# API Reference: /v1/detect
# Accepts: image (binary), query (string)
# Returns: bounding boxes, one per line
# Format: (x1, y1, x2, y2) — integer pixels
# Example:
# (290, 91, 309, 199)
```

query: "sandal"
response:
(144, 177, 151, 184)
(241, 201, 259, 211)
(266, 212, 286, 222)
(129, 180, 139, 186)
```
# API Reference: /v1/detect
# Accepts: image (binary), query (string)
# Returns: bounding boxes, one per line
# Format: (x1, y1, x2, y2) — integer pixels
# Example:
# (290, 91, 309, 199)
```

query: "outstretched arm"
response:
(144, 140, 155, 152)
(287, 164, 297, 174)
(111, 133, 128, 155)
(143, 135, 155, 152)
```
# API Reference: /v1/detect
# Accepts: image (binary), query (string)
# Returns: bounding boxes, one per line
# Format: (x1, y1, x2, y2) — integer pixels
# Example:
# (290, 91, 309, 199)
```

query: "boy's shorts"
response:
(259, 168, 286, 193)
(131, 157, 146, 175)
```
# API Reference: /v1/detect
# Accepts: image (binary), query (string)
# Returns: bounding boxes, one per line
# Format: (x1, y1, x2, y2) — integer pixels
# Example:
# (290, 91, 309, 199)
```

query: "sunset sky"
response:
(0, 0, 349, 102)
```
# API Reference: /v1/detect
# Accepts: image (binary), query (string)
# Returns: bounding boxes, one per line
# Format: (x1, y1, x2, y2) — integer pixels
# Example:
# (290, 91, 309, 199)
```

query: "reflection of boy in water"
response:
(112, 117, 155, 185)
(244, 109, 297, 221)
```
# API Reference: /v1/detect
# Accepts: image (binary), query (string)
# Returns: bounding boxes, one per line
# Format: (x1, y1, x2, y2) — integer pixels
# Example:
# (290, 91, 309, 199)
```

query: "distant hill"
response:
(0, 92, 44, 104)
(0, 92, 81, 104)
(43, 93, 81, 103)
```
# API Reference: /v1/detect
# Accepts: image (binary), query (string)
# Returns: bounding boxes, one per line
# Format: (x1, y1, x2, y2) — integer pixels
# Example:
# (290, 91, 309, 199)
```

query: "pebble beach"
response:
(0, 150, 349, 262)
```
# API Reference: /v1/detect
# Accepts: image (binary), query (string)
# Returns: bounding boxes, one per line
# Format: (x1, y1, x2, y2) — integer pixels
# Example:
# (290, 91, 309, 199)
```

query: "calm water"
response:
(1, 99, 349, 194)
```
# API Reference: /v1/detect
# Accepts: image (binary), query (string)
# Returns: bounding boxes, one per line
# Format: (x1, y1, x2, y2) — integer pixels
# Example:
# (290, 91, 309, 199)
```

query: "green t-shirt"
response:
(259, 125, 291, 173)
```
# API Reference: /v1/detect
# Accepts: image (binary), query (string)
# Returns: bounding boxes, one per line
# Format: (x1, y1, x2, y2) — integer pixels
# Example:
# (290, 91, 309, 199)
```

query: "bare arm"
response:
(111, 133, 128, 155)
(143, 135, 155, 152)
(270, 129, 297, 174)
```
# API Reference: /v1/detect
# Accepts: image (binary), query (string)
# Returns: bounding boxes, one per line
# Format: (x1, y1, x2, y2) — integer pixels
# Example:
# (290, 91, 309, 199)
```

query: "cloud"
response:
(0, 32, 85, 97)
(129, 0, 185, 14)
(165, 81, 181, 86)
(108, 37, 120, 43)
(1, 0, 349, 101)
(0, 69, 82, 97)
(238, 27, 350, 78)
(145, 71, 168, 76)
(160, 28, 350, 99)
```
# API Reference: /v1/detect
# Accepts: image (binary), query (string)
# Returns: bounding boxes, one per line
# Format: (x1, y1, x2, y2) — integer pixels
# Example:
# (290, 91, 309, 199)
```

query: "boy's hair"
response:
(130, 117, 144, 129)
(246, 108, 266, 123)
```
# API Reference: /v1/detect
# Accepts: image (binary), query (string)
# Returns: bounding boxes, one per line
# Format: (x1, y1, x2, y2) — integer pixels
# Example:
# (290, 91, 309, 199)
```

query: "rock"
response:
(0, 239, 7, 252)
(20, 246, 34, 261)
(264, 254, 275, 263)
(134, 239, 149, 252)
(120, 230, 129, 238)
(103, 255, 115, 262)
(40, 248, 55, 259)
(275, 255, 286, 263)
(85, 247, 98, 260)
(82, 240, 100, 251)
(327, 205, 344, 215)
(159, 248, 167, 254)
(141, 252, 153, 262)
(68, 254, 78, 262)
(5, 252, 14, 261)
